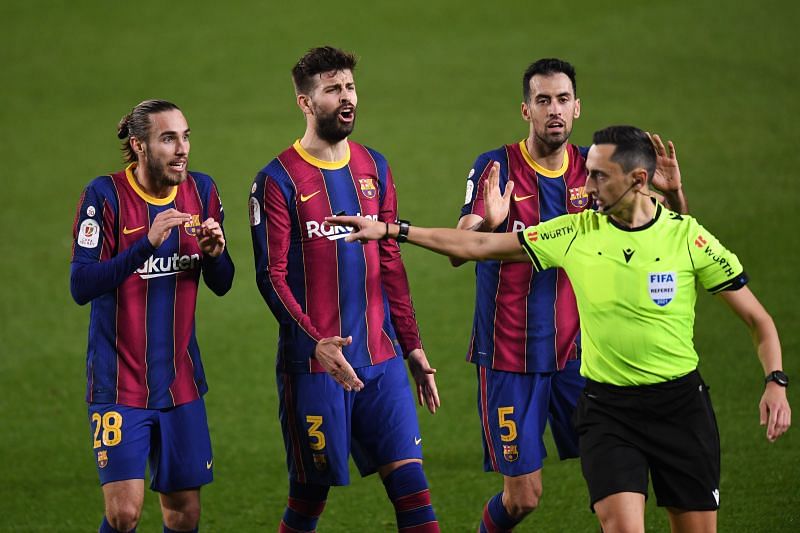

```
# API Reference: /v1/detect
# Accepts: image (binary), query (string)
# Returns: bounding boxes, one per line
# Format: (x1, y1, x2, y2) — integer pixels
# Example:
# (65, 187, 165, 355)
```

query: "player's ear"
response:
(521, 101, 531, 122)
(130, 136, 144, 155)
(573, 98, 581, 119)
(297, 94, 313, 115)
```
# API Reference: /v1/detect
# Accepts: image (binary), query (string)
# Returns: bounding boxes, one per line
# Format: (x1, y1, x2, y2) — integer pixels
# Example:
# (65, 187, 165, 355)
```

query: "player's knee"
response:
(107, 504, 141, 532)
(163, 502, 201, 530)
(505, 486, 542, 518)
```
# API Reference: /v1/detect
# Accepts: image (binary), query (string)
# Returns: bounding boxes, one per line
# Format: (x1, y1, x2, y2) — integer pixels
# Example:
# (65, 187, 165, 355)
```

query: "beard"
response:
(535, 124, 573, 152)
(314, 106, 356, 143)
(145, 153, 187, 188)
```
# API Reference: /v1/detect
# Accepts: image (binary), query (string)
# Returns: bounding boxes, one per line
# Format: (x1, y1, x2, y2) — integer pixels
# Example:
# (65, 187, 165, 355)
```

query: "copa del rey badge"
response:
(649, 271, 676, 306)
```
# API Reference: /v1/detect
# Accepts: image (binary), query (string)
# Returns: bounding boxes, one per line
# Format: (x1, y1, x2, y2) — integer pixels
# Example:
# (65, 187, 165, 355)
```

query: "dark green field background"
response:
(1, 1, 797, 531)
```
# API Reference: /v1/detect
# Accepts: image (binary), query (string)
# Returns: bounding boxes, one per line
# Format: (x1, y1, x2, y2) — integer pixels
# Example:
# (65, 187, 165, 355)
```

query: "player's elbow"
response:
(70, 267, 91, 305)
(449, 256, 467, 267)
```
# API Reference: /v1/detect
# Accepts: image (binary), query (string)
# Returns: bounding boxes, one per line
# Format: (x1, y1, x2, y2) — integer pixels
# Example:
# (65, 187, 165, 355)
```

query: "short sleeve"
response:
(517, 213, 579, 271)
(687, 219, 746, 293)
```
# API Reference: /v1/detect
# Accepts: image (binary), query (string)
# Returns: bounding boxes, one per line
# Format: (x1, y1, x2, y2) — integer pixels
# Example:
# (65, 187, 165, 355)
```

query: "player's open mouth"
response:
(338, 106, 355, 123)
(169, 160, 187, 171)
(547, 120, 565, 131)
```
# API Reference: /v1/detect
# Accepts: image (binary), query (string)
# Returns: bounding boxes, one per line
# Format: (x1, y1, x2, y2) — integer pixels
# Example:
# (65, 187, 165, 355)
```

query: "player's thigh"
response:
(548, 358, 585, 459)
(477, 366, 551, 476)
(150, 397, 213, 493)
(573, 384, 650, 509)
(648, 373, 720, 511)
(277, 370, 352, 486)
(351, 356, 423, 476)
(666, 508, 717, 533)
(88, 403, 153, 486)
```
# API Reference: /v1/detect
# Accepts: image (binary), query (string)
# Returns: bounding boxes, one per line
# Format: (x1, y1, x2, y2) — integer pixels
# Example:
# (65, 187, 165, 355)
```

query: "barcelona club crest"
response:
(570, 186, 589, 208)
(359, 178, 377, 199)
(503, 444, 519, 462)
(183, 214, 202, 236)
(649, 271, 677, 307)
(97, 450, 108, 469)
(312, 453, 328, 471)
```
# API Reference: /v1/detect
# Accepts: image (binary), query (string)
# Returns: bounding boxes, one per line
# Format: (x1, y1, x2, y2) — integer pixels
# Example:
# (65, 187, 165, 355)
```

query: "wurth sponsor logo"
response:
(703, 245, 735, 276)
(306, 214, 378, 240)
(136, 253, 201, 279)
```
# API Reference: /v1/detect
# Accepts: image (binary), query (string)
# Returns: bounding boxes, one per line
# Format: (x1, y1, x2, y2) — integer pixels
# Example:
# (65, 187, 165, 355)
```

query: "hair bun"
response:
(117, 115, 131, 139)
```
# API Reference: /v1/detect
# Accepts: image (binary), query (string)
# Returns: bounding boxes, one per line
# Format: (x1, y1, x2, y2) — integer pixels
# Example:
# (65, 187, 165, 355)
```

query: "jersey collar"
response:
(293, 140, 351, 170)
(518, 140, 569, 178)
(607, 200, 662, 232)
(125, 163, 178, 206)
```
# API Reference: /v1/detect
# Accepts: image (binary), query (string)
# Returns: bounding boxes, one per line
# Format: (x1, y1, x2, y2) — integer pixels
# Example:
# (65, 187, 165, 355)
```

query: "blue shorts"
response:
(88, 398, 213, 492)
(278, 356, 423, 486)
(477, 359, 584, 476)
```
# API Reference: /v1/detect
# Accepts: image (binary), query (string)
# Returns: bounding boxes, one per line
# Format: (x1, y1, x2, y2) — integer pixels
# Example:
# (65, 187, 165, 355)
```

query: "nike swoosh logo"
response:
(513, 194, 535, 202)
(414, 437, 422, 445)
(122, 225, 145, 235)
(300, 191, 321, 202)
(206, 460, 213, 469)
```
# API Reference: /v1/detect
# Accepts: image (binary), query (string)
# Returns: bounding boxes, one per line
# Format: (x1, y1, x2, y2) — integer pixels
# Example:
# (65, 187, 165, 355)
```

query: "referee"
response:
(328, 125, 791, 533)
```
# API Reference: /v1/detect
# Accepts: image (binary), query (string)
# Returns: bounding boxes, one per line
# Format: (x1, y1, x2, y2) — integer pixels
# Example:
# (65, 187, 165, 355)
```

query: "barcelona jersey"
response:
(460, 142, 589, 373)
(250, 140, 422, 373)
(71, 164, 234, 408)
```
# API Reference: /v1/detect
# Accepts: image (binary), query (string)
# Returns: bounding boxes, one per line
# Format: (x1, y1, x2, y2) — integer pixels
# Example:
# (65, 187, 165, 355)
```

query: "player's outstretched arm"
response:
(718, 286, 791, 442)
(314, 336, 364, 392)
(648, 133, 688, 214)
(406, 349, 440, 414)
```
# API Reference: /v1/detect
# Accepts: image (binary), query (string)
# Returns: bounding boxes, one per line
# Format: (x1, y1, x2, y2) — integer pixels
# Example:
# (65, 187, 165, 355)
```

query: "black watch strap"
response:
(765, 370, 789, 387)
(396, 219, 410, 243)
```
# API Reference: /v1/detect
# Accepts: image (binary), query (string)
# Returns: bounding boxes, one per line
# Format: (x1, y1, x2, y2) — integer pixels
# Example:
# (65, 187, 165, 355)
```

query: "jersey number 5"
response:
(497, 406, 517, 442)
(91, 411, 123, 448)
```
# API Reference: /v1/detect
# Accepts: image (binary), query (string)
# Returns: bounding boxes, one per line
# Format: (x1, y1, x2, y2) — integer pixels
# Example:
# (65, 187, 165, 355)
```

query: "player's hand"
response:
(648, 133, 682, 193)
(315, 336, 364, 392)
(325, 216, 385, 243)
(407, 349, 440, 414)
(760, 383, 791, 442)
(483, 161, 513, 231)
(148, 209, 193, 248)
(197, 217, 226, 257)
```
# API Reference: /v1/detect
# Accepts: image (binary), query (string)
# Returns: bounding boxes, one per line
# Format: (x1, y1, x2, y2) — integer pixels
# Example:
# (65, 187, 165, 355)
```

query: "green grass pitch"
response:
(0, 1, 797, 530)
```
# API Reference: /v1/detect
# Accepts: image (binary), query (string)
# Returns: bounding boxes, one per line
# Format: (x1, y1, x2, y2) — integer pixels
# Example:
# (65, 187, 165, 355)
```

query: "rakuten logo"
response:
(306, 214, 378, 240)
(137, 253, 201, 279)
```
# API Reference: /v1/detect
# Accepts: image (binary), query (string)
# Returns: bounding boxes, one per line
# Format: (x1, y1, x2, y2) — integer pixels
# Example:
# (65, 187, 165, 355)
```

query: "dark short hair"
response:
(592, 125, 656, 181)
(292, 46, 358, 95)
(522, 58, 577, 102)
(117, 99, 181, 163)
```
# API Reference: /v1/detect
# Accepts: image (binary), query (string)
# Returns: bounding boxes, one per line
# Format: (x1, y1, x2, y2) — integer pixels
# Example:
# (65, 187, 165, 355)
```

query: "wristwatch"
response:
(396, 219, 411, 243)
(765, 370, 789, 387)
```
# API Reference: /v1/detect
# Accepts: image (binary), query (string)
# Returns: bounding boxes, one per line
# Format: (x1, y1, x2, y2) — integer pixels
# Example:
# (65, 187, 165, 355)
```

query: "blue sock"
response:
(279, 480, 329, 532)
(163, 527, 198, 533)
(99, 516, 134, 533)
(479, 492, 522, 532)
(382, 462, 439, 531)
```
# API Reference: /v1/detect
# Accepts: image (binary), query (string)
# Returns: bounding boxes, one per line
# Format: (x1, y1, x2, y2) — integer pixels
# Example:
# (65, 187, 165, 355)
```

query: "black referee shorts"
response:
(574, 370, 720, 511)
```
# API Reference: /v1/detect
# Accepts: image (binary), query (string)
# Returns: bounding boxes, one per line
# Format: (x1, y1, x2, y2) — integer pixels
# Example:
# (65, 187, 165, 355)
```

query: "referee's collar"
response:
(607, 199, 662, 232)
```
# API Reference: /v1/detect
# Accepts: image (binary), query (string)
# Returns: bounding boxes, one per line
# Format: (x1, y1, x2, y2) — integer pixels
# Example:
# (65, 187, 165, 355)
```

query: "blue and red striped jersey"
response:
(460, 142, 589, 373)
(250, 140, 422, 373)
(71, 164, 234, 408)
